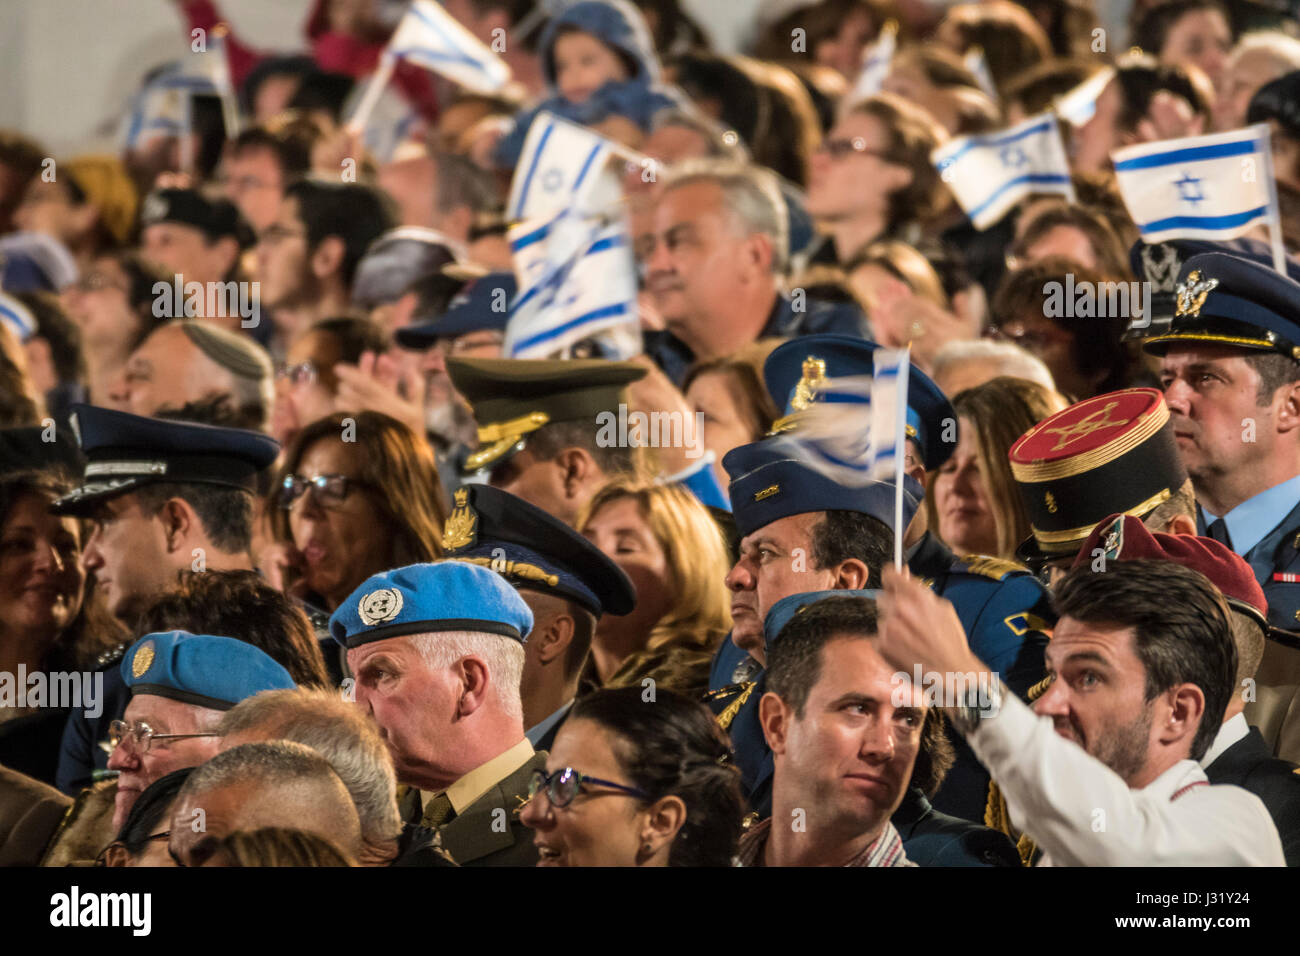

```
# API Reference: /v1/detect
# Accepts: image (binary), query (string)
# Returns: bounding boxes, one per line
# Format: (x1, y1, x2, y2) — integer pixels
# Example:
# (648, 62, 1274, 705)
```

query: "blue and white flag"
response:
(120, 62, 215, 151)
(507, 111, 622, 223)
(1111, 124, 1277, 243)
(1054, 66, 1114, 127)
(505, 212, 640, 359)
(964, 46, 998, 101)
(386, 0, 511, 94)
(932, 112, 1075, 230)
(849, 19, 897, 103)
(0, 292, 36, 343)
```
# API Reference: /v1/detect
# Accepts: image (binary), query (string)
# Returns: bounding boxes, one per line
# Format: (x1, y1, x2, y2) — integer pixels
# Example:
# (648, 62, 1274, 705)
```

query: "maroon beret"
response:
(1072, 513, 1268, 629)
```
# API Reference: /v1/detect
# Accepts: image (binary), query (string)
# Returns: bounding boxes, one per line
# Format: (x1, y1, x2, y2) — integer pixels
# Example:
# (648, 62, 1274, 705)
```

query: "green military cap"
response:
(447, 357, 647, 475)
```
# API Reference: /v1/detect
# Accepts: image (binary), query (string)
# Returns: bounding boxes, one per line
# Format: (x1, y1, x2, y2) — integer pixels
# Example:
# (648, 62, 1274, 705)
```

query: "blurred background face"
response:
(1213, 48, 1283, 132)
(520, 717, 646, 866)
(286, 436, 393, 609)
(0, 491, 83, 647)
(931, 417, 999, 555)
(141, 222, 232, 287)
(582, 496, 673, 640)
(271, 329, 340, 445)
(1160, 9, 1231, 90)
(685, 369, 758, 493)
(777, 637, 923, 833)
(61, 257, 142, 356)
(992, 311, 1079, 396)
(113, 324, 235, 416)
(221, 145, 285, 233)
(13, 176, 85, 243)
(815, 8, 876, 79)
(805, 112, 898, 221)
(256, 196, 315, 311)
(553, 30, 628, 104)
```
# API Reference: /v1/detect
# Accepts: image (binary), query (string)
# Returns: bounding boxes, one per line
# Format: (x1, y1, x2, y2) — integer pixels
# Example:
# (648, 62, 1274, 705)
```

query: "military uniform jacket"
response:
(1205, 498, 1300, 631)
(399, 746, 546, 867)
(1204, 721, 1300, 867)
(891, 786, 1022, 867)
(706, 635, 772, 817)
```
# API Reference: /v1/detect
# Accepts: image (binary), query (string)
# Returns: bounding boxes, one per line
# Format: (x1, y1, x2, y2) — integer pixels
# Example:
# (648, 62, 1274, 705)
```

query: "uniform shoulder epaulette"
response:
(953, 554, 1030, 581)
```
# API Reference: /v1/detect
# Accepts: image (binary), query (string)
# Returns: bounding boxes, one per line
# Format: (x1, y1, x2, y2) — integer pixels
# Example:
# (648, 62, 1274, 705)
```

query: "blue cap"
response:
(121, 631, 295, 711)
(763, 588, 880, 653)
(442, 485, 635, 617)
(395, 272, 515, 348)
(1142, 251, 1300, 359)
(50, 404, 280, 516)
(764, 335, 956, 469)
(723, 438, 923, 540)
(330, 560, 535, 648)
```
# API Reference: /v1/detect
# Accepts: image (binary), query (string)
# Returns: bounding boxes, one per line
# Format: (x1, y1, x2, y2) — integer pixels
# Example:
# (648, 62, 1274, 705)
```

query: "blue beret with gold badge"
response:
(121, 631, 295, 711)
(330, 560, 535, 649)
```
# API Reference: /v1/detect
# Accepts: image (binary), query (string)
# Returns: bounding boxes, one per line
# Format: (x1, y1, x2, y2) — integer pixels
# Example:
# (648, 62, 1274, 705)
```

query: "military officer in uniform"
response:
(708, 334, 1053, 823)
(331, 560, 547, 866)
(1009, 387, 1197, 585)
(1142, 252, 1300, 761)
(440, 483, 636, 751)
(446, 357, 647, 527)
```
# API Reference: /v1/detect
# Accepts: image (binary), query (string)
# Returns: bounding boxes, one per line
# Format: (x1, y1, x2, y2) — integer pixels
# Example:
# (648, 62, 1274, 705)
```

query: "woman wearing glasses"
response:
(520, 687, 744, 866)
(266, 411, 445, 616)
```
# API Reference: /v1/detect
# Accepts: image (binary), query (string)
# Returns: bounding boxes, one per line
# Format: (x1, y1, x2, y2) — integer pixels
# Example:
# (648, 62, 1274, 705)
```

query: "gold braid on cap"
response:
(465, 411, 550, 472)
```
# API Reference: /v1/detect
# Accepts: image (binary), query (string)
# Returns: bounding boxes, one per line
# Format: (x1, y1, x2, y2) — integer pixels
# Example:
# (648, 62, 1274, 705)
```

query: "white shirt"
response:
(1200, 712, 1251, 769)
(967, 693, 1285, 866)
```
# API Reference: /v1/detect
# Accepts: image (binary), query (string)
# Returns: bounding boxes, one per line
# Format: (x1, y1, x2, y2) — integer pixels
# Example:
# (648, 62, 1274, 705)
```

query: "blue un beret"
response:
(724, 439, 924, 541)
(121, 631, 296, 711)
(1143, 251, 1300, 359)
(764, 335, 956, 469)
(330, 560, 535, 649)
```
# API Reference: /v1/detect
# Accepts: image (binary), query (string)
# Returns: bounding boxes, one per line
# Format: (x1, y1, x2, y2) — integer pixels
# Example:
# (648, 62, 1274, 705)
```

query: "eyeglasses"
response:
(108, 720, 219, 755)
(72, 271, 128, 294)
(278, 473, 371, 510)
(817, 137, 890, 161)
(275, 360, 319, 387)
(527, 767, 650, 809)
(95, 831, 170, 866)
(259, 224, 308, 245)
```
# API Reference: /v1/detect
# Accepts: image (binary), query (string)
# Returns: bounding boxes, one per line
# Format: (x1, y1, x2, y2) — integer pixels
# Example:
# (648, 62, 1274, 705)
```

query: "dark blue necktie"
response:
(1207, 517, 1233, 551)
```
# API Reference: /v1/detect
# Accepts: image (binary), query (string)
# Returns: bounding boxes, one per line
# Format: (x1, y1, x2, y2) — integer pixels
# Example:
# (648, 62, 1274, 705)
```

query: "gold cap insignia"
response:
(443, 488, 478, 551)
(754, 484, 780, 501)
(1175, 269, 1219, 318)
(789, 357, 828, 411)
(1042, 401, 1128, 452)
(1045, 491, 1058, 514)
(359, 588, 404, 627)
(131, 640, 156, 679)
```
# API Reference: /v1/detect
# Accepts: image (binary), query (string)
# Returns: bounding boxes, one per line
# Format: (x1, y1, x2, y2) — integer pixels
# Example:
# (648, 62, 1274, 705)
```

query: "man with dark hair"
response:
(739, 594, 920, 866)
(256, 180, 394, 355)
(219, 116, 321, 233)
(138, 189, 254, 313)
(447, 356, 646, 526)
(0, 130, 48, 233)
(439, 484, 636, 750)
(1146, 251, 1300, 762)
(877, 559, 1284, 865)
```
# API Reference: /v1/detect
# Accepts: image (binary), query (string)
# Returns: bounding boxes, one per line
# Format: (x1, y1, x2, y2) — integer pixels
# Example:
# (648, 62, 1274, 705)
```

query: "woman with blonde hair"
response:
(578, 476, 731, 698)
(927, 376, 1062, 560)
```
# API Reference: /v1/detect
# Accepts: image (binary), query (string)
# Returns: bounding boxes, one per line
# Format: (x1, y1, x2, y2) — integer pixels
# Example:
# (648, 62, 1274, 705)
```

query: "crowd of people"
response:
(2, 0, 1300, 869)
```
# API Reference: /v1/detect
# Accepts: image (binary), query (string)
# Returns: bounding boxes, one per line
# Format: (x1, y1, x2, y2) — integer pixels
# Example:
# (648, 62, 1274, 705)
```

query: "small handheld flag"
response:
(963, 46, 998, 101)
(1054, 66, 1114, 128)
(932, 112, 1075, 230)
(849, 19, 898, 104)
(507, 111, 627, 223)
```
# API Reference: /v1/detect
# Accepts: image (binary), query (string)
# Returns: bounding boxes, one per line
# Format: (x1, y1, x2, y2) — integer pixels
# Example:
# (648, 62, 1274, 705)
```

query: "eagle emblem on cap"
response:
(131, 640, 156, 679)
(140, 192, 168, 224)
(442, 488, 478, 551)
(790, 357, 828, 411)
(358, 588, 404, 626)
(1175, 270, 1219, 318)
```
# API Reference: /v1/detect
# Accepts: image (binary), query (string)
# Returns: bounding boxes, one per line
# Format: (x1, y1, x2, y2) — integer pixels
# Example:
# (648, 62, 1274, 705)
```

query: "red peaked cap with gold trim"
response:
(1071, 513, 1268, 628)
(1008, 388, 1186, 563)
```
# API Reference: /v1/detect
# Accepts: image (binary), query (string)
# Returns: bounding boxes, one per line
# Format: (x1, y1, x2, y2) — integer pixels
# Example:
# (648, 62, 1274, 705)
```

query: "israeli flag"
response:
(849, 19, 897, 103)
(507, 111, 622, 223)
(964, 46, 998, 101)
(1111, 124, 1278, 243)
(386, 0, 511, 94)
(1054, 66, 1114, 128)
(505, 212, 640, 359)
(932, 112, 1075, 230)
(0, 292, 36, 343)
(120, 63, 215, 150)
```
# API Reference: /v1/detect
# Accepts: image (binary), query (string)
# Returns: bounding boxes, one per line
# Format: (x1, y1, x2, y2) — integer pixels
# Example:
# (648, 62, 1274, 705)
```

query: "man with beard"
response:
(255, 179, 393, 359)
(877, 558, 1285, 865)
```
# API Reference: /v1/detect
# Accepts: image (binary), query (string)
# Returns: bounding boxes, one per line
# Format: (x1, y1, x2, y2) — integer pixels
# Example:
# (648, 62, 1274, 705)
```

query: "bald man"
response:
(169, 741, 362, 866)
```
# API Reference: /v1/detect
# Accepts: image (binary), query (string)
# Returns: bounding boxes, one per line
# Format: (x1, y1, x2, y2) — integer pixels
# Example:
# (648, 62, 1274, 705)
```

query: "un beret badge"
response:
(131, 640, 156, 679)
(359, 588, 404, 627)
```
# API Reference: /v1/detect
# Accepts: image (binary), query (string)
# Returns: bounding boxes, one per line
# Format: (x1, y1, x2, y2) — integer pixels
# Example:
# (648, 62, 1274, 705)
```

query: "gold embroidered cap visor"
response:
(446, 357, 647, 476)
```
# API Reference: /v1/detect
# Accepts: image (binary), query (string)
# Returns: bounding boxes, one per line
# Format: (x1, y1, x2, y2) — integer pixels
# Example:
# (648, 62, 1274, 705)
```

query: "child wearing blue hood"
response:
(493, 0, 682, 168)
